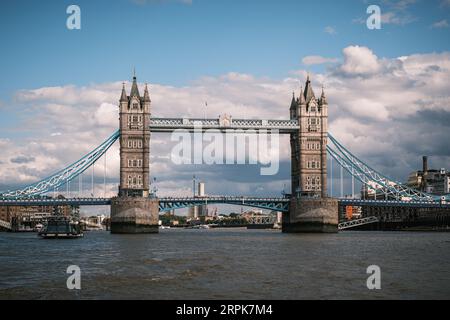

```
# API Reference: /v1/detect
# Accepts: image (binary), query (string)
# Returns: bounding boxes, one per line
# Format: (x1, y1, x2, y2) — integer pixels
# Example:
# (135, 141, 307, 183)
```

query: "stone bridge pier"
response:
(283, 198, 338, 233)
(111, 197, 159, 233)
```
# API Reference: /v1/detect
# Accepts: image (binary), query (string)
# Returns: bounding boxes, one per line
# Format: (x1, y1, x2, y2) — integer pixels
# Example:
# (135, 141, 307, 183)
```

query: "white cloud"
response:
(302, 56, 339, 66)
(381, 12, 403, 25)
(385, 0, 417, 11)
(339, 46, 380, 76)
(353, 0, 417, 26)
(431, 19, 449, 29)
(95, 103, 118, 127)
(324, 26, 337, 35)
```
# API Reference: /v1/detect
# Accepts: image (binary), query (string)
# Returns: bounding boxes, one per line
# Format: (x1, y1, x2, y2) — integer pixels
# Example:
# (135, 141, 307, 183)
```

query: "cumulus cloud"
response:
(302, 56, 339, 66)
(338, 46, 380, 76)
(1, 45, 450, 199)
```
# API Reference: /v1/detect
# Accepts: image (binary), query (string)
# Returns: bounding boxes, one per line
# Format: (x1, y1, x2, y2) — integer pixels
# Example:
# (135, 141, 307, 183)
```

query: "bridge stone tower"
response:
(110, 75, 159, 234)
(284, 75, 338, 233)
(290, 75, 328, 198)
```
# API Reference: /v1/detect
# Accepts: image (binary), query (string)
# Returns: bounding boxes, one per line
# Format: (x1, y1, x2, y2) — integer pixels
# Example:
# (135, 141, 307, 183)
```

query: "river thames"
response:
(0, 229, 449, 300)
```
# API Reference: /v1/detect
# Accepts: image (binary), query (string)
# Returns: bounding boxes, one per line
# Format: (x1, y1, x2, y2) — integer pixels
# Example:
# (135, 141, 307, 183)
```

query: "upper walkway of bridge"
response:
(148, 118, 299, 133)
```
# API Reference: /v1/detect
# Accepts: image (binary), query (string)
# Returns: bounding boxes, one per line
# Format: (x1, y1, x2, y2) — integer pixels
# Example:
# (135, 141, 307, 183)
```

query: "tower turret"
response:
(290, 91, 297, 119)
(320, 85, 327, 106)
(143, 83, 151, 103)
(120, 83, 128, 102)
(130, 75, 140, 98)
(298, 86, 305, 105)
(303, 74, 315, 104)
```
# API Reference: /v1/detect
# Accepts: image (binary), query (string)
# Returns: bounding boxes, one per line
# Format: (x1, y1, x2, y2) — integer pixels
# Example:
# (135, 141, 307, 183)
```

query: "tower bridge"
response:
(1, 74, 449, 233)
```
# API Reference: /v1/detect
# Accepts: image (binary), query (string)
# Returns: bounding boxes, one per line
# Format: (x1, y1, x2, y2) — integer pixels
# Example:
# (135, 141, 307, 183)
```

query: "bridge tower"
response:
(284, 75, 338, 233)
(290, 75, 328, 198)
(118, 75, 150, 197)
(110, 74, 159, 234)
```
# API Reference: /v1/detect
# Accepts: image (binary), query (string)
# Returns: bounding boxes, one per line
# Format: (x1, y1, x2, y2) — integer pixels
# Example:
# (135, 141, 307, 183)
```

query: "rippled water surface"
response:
(1, 229, 449, 299)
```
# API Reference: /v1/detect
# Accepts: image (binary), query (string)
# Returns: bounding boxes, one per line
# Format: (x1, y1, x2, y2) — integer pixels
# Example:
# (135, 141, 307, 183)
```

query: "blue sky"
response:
(1, 0, 450, 201)
(1, 0, 449, 96)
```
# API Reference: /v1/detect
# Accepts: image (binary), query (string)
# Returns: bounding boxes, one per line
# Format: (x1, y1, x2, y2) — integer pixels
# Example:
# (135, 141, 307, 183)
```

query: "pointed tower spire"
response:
(290, 91, 296, 109)
(120, 82, 128, 102)
(289, 91, 297, 119)
(299, 85, 305, 105)
(320, 84, 327, 105)
(303, 73, 315, 103)
(144, 83, 151, 102)
(130, 72, 140, 98)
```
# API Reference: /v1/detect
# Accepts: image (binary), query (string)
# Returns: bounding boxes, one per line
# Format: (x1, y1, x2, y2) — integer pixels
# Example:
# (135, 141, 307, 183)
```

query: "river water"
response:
(0, 229, 449, 300)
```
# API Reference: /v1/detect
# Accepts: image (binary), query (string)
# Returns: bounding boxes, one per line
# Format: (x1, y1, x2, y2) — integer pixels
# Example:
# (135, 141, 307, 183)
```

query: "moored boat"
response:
(38, 216, 83, 239)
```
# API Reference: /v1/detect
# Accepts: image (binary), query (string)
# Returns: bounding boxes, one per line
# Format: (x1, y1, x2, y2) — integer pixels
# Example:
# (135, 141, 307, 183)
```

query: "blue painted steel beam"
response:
(339, 199, 450, 209)
(158, 197, 290, 212)
(0, 198, 111, 206)
(0, 197, 448, 210)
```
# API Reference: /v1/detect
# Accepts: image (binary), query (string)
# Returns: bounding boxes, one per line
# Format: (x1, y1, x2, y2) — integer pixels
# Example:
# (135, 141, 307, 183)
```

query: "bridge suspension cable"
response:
(1, 127, 447, 203)
(0, 130, 120, 199)
(327, 133, 439, 202)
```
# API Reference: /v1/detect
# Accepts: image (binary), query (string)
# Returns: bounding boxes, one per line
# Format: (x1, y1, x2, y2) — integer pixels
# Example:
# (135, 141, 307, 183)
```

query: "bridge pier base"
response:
(110, 197, 159, 234)
(283, 197, 339, 233)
